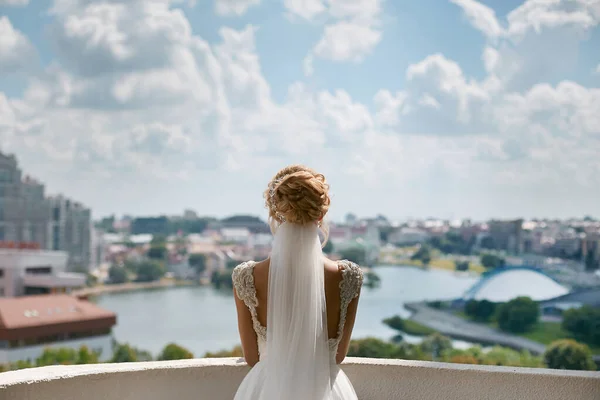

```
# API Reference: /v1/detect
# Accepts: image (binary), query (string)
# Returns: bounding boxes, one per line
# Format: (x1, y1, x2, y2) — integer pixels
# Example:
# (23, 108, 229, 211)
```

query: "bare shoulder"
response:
(251, 258, 270, 284)
(323, 257, 344, 282)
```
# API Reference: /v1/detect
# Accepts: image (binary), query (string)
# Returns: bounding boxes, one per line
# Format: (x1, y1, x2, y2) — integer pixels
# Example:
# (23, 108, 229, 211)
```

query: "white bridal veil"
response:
(261, 222, 333, 400)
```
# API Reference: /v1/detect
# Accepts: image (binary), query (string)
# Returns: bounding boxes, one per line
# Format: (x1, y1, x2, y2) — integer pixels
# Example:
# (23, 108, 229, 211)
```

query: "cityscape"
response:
(1, 149, 599, 374)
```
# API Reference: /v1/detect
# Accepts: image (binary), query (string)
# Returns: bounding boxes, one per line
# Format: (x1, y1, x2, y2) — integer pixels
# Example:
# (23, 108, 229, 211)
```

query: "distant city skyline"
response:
(1, 0, 599, 221)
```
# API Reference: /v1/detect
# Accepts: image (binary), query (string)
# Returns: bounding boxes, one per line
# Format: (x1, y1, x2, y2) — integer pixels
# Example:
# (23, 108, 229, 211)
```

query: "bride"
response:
(232, 165, 364, 399)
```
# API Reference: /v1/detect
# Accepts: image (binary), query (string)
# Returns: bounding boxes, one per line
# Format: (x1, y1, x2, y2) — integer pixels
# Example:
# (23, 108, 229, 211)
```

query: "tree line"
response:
(1, 341, 196, 372)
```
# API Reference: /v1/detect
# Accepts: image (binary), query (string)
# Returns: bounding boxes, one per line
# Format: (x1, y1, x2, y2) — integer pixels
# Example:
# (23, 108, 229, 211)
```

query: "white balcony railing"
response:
(1, 357, 599, 400)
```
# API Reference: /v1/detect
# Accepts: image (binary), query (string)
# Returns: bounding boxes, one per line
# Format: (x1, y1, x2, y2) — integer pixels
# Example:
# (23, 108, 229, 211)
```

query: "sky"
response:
(0, 0, 599, 222)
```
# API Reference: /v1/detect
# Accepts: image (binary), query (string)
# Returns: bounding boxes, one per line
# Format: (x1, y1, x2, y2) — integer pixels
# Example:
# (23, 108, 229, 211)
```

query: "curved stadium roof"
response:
(463, 267, 569, 302)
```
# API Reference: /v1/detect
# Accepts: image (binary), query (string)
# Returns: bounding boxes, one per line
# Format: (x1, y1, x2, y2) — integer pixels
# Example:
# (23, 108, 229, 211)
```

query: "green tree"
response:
(347, 337, 403, 359)
(158, 343, 194, 361)
(430, 231, 474, 255)
(112, 343, 138, 363)
(322, 240, 334, 254)
(148, 245, 167, 260)
(544, 339, 596, 371)
(464, 299, 497, 322)
(108, 265, 128, 284)
(339, 247, 366, 265)
(204, 345, 244, 358)
(419, 333, 453, 359)
(411, 245, 431, 266)
(382, 315, 405, 331)
(562, 306, 600, 346)
(497, 296, 539, 333)
(123, 260, 139, 274)
(150, 234, 167, 246)
(212, 270, 234, 289)
(480, 253, 506, 269)
(11, 360, 34, 370)
(364, 270, 381, 288)
(136, 261, 166, 282)
(76, 346, 100, 365)
(36, 347, 78, 366)
(189, 253, 206, 274)
(455, 260, 470, 271)
(85, 273, 98, 287)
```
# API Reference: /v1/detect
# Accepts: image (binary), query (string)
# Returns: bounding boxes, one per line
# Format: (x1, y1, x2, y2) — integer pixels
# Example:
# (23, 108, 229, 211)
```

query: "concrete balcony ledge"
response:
(1, 357, 599, 400)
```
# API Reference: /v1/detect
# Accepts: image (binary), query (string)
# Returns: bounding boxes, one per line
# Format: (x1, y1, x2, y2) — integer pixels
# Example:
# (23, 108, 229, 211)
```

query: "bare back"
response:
(253, 258, 347, 340)
(233, 257, 363, 365)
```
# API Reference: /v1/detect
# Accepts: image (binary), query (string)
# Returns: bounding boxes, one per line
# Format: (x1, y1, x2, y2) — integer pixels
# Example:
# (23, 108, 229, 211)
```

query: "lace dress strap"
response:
(232, 261, 267, 340)
(335, 260, 364, 342)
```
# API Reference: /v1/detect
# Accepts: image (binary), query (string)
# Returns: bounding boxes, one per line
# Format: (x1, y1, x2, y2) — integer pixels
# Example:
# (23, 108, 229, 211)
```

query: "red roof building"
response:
(0, 295, 116, 365)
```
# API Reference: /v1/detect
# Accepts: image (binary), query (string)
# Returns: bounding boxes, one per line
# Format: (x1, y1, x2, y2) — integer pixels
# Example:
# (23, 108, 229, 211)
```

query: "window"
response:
(0, 169, 10, 183)
(25, 266, 52, 275)
(0, 269, 4, 278)
(53, 225, 60, 250)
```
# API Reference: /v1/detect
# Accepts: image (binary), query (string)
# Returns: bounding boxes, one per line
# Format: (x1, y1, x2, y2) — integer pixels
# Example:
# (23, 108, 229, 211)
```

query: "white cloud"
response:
(2, 0, 600, 219)
(403, 53, 491, 131)
(452, 0, 600, 91)
(327, 0, 381, 22)
(0, 17, 37, 74)
(374, 90, 406, 128)
(215, 0, 260, 16)
(302, 54, 314, 76)
(452, 0, 600, 40)
(506, 0, 600, 38)
(0, 0, 29, 6)
(284, 0, 326, 20)
(289, 0, 383, 70)
(313, 21, 381, 62)
(482, 46, 499, 73)
(450, 0, 504, 38)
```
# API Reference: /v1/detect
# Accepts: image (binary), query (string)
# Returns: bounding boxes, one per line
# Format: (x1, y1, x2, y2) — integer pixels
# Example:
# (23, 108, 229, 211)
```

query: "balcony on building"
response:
(0, 357, 599, 400)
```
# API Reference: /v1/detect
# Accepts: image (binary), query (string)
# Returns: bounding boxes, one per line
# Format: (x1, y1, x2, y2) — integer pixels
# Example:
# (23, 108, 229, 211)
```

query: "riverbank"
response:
(405, 302, 546, 354)
(454, 311, 600, 355)
(72, 279, 197, 297)
(376, 260, 485, 274)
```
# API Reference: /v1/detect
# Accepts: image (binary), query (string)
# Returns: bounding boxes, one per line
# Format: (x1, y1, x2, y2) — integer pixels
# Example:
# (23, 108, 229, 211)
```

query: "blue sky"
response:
(1, 0, 599, 222)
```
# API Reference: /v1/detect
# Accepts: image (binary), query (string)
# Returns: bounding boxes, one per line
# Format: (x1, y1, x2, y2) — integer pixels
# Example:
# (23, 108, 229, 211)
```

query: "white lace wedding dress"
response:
(232, 259, 363, 399)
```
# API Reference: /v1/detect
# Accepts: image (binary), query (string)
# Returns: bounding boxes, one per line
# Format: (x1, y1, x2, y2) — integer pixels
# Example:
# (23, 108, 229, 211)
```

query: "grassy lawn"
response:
(519, 322, 600, 354)
(520, 322, 567, 344)
(402, 319, 438, 336)
(453, 313, 600, 355)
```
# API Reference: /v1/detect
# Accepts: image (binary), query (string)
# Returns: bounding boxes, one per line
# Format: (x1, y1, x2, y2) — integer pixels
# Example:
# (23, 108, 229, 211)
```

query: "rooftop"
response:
(0, 295, 116, 340)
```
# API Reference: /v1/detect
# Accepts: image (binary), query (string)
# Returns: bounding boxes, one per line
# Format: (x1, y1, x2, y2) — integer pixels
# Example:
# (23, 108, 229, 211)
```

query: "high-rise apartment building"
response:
(0, 151, 92, 272)
(49, 196, 91, 271)
(0, 153, 51, 248)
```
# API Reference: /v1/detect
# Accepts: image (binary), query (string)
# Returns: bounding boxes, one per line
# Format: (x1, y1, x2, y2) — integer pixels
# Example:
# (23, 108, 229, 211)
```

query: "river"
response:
(95, 266, 479, 357)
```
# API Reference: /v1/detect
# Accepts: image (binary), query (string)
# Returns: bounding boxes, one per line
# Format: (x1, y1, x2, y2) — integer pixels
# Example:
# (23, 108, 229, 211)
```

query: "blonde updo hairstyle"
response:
(265, 165, 331, 245)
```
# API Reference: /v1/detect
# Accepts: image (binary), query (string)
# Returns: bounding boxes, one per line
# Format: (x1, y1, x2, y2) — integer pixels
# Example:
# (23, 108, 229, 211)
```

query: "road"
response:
(405, 302, 547, 354)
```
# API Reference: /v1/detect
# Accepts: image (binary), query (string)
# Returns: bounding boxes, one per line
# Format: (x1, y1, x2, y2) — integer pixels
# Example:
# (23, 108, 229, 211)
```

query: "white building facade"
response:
(0, 248, 85, 297)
